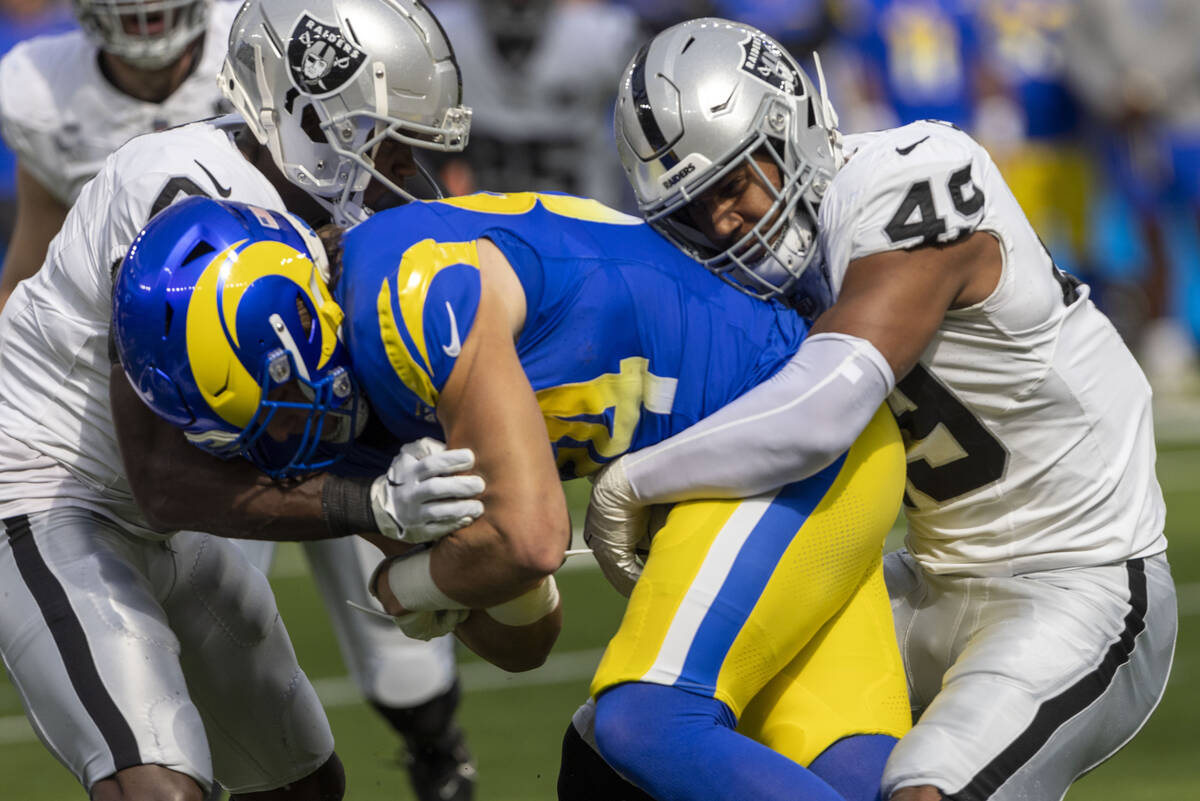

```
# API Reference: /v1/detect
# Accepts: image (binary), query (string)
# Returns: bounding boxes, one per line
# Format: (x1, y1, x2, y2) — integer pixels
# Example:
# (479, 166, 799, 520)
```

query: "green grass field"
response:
(1, 435, 1197, 800)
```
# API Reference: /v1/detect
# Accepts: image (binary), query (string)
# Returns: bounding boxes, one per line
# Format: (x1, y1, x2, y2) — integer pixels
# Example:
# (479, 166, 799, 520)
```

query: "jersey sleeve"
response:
(97, 125, 286, 302)
(343, 227, 483, 440)
(821, 122, 993, 291)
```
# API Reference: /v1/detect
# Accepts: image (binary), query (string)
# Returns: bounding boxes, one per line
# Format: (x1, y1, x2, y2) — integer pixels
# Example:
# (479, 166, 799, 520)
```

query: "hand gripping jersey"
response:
(819, 120, 1166, 575)
(0, 119, 286, 537)
(0, 1, 237, 206)
(337, 192, 808, 478)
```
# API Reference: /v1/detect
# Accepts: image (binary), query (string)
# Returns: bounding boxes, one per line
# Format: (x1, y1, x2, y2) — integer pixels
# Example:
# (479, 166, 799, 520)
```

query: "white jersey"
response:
(820, 120, 1166, 575)
(431, 0, 639, 206)
(0, 120, 285, 538)
(0, 0, 238, 206)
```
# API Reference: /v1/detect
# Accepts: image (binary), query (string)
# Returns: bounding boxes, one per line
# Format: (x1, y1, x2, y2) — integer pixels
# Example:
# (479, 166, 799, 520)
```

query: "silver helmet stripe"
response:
(629, 43, 679, 169)
(415, 0, 464, 104)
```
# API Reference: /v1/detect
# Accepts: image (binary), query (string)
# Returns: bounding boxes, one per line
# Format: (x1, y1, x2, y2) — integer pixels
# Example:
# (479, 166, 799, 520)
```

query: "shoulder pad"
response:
(341, 218, 484, 438)
(821, 122, 991, 284)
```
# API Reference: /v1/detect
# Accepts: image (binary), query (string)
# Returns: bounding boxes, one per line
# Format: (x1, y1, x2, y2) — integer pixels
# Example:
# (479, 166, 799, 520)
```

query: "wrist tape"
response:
(321, 474, 377, 537)
(485, 575, 560, 626)
(385, 549, 469, 612)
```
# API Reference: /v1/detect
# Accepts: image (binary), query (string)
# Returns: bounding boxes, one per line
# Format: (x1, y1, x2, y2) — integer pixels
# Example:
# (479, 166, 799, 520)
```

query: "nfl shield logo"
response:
(286, 13, 368, 97)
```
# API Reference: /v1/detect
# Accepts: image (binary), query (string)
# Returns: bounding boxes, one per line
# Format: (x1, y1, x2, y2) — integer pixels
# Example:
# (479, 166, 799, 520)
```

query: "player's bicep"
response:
(813, 231, 996, 380)
(819, 129, 1003, 379)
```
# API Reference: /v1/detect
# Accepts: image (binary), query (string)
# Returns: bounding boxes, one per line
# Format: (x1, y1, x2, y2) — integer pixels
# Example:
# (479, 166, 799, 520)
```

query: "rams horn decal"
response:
(185, 239, 339, 427)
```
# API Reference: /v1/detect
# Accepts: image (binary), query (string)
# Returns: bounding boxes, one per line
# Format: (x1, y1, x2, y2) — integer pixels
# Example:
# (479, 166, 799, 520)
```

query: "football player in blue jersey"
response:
(112, 191, 909, 801)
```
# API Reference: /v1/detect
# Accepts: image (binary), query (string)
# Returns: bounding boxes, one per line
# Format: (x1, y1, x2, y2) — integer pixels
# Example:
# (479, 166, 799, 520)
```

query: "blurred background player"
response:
(0, 0, 237, 312)
(1063, 0, 1200, 396)
(0, 0, 479, 798)
(836, 0, 978, 132)
(972, 0, 1097, 304)
(427, 0, 639, 207)
(0, 0, 73, 254)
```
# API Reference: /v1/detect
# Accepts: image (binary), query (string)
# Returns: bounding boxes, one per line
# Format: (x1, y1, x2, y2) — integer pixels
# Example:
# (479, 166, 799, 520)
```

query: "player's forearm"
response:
(181, 468, 336, 540)
(112, 363, 344, 540)
(130, 443, 337, 540)
(625, 333, 895, 503)
(428, 515, 567, 608)
(455, 588, 563, 672)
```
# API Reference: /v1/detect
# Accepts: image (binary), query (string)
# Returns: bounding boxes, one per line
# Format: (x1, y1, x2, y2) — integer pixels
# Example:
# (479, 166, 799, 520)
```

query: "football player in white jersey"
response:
(0, 0, 238, 312)
(0, 0, 481, 799)
(581, 18, 1177, 801)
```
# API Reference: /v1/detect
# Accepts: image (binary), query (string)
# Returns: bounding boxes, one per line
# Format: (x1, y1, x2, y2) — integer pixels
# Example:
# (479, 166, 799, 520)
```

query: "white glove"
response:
(371, 437, 485, 542)
(393, 608, 471, 641)
(584, 457, 649, 598)
(346, 598, 468, 641)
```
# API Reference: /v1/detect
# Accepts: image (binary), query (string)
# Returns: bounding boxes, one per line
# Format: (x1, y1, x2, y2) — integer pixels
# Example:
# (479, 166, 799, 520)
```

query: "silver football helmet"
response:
(220, 0, 472, 224)
(72, 0, 211, 70)
(615, 18, 841, 303)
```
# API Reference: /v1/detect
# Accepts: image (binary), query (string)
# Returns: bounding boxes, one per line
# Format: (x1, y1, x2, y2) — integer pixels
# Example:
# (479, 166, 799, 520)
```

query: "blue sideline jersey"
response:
(336, 192, 807, 479)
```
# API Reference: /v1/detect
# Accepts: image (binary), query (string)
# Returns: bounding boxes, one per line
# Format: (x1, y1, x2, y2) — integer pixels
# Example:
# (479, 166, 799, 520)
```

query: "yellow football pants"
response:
(591, 407, 911, 766)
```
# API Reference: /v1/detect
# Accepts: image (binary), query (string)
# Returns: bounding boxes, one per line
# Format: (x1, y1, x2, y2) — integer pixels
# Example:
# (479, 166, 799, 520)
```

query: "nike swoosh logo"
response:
(895, 136, 930, 156)
(194, 159, 232, 197)
(442, 301, 462, 357)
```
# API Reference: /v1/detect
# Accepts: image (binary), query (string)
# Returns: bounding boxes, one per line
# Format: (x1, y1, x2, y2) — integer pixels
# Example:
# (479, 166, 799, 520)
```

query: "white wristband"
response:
(485, 576, 560, 626)
(385, 550, 469, 612)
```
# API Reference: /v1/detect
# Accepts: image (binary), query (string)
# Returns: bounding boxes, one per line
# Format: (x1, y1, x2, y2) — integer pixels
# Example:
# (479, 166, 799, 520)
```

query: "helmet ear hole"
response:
(183, 241, 216, 265)
(295, 293, 313, 338)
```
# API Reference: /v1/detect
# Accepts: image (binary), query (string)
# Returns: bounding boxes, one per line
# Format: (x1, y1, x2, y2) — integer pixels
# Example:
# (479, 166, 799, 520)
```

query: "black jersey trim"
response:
(5, 514, 143, 772)
(947, 559, 1148, 800)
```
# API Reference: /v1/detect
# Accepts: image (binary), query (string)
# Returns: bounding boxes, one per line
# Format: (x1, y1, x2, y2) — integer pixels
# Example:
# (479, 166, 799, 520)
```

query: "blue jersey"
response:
(979, 0, 1079, 140)
(336, 192, 807, 479)
(852, 0, 978, 129)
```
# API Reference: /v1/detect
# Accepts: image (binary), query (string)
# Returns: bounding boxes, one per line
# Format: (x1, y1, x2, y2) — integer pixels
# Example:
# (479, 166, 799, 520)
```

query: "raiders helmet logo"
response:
(738, 34, 802, 96)
(286, 13, 367, 97)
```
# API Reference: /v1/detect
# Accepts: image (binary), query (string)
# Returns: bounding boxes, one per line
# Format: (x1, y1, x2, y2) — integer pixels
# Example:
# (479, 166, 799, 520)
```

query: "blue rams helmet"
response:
(113, 196, 362, 479)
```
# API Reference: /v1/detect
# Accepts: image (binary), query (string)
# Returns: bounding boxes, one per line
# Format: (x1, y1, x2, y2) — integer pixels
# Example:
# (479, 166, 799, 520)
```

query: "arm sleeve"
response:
(623, 332, 895, 503)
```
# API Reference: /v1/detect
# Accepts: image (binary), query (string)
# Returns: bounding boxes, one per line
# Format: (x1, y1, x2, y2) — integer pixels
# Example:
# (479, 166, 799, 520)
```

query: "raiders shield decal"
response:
(287, 13, 367, 97)
(738, 34, 801, 96)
